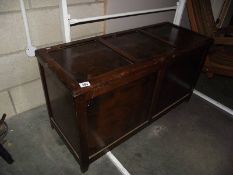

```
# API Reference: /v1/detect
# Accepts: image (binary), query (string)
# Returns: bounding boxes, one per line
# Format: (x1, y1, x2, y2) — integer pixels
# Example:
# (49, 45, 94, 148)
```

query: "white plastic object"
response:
(19, 0, 37, 57)
(173, 0, 187, 25)
(79, 81, 91, 88)
(25, 46, 37, 57)
(193, 90, 233, 116)
(59, 0, 71, 43)
(69, 6, 177, 25)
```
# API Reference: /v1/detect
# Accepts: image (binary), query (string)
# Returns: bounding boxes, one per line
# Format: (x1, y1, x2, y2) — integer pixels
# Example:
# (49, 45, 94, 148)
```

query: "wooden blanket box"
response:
(36, 22, 213, 172)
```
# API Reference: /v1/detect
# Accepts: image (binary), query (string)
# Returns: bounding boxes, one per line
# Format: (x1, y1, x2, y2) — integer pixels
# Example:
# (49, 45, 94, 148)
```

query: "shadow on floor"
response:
(196, 73, 233, 109)
(0, 95, 233, 175)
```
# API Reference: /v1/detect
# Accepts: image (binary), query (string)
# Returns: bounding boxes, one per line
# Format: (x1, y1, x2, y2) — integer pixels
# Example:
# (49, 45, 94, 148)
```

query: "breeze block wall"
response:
(0, 0, 105, 118)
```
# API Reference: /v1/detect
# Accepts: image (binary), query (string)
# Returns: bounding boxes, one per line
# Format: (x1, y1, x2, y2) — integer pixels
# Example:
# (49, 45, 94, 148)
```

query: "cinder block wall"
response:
(0, 0, 105, 118)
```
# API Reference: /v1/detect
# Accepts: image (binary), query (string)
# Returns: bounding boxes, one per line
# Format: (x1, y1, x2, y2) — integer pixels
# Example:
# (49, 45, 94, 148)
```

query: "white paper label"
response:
(79, 81, 91, 88)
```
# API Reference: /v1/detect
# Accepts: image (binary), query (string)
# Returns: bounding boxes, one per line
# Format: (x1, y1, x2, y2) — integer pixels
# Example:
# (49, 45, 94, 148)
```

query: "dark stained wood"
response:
(187, 0, 233, 78)
(48, 40, 131, 82)
(138, 29, 176, 48)
(74, 95, 90, 172)
(142, 23, 207, 50)
(102, 30, 174, 62)
(87, 73, 157, 155)
(97, 37, 137, 63)
(151, 47, 209, 116)
(36, 49, 79, 93)
(38, 63, 54, 129)
(42, 66, 81, 161)
(88, 59, 161, 98)
(35, 22, 212, 173)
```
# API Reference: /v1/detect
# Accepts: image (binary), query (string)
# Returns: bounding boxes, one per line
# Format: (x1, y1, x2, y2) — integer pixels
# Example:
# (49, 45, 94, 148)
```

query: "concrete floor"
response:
(0, 95, 233, 175)
(196, 73, 233, 109)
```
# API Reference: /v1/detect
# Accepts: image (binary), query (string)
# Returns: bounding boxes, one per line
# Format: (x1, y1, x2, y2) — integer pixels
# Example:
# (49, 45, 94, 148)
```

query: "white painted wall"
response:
(104, 0, 227, 33)
(105, 0, 178, 33)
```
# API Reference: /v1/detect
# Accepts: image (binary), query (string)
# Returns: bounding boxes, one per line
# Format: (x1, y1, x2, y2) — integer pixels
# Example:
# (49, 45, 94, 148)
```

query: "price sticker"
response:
(79, 81, 91, 88)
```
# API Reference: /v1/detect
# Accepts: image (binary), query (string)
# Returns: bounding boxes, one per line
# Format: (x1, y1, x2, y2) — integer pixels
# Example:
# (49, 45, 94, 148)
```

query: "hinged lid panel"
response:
(143, 23, 207, 49)
(48, 40, 131, 83)
(103, 31, 174, 61)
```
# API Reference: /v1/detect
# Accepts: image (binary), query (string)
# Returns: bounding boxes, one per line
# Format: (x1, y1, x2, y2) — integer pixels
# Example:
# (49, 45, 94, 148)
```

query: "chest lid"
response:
(36, 22, 212, 95)
(142, 23, 208, 50)
(101, 30, 174, 62)
(47, 39, 131, 83)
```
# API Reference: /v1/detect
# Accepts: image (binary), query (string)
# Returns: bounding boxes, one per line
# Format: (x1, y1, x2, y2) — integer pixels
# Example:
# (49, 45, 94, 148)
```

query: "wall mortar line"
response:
(0, 1, 104, 15)
(7, 90, 17, 115)
(28, 0, 32, 9)
(0, 78, 41, 94)
(0, 32, 104, 58)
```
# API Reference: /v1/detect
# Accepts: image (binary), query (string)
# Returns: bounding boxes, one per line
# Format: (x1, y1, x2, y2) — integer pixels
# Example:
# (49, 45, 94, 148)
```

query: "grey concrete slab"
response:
(111, 95, 233, 175)
(0, 107, 121, 175)
(196, 73, 233, 109)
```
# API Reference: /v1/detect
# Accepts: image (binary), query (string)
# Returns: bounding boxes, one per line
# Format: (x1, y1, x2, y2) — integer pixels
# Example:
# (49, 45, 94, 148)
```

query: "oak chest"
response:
(36, 22, 212, 172)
